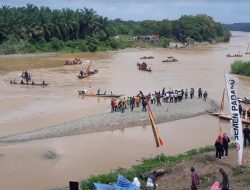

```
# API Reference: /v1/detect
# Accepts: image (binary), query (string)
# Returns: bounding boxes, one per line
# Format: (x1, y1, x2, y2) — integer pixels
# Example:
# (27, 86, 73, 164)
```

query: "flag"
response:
(220, 88, 225, 111)
(147, 100, 164, 147)
(225, 74, 243, 165)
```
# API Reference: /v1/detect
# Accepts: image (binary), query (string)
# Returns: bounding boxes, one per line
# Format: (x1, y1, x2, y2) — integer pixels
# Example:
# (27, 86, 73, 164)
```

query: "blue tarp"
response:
(94, 175, 139, 190)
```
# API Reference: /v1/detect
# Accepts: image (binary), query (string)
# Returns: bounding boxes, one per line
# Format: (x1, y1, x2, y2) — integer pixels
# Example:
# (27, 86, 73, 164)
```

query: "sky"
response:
(0, 0, 249, 24)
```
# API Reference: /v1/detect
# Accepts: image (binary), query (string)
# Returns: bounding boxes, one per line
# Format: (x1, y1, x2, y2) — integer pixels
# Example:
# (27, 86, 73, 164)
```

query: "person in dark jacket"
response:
(219, 168, 229, 190)
(142, 99, 147, 112)
(239, 104, 242, 116)
(243, 124, 250, 147)
(222, 133, 230, 157)
(215, 135, 223, 160)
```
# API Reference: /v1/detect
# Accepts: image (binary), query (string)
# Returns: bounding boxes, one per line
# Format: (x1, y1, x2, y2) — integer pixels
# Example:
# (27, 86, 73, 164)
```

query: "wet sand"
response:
(0, 31, 250, 190)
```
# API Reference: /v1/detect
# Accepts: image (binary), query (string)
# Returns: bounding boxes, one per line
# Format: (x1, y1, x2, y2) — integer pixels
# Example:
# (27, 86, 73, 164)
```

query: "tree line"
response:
(224, 23, 250, 32)
(0, 4, 230, 54)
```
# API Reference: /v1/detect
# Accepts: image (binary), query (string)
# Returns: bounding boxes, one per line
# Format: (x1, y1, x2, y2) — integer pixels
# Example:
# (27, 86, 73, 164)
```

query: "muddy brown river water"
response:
(0, 32, 250, 190)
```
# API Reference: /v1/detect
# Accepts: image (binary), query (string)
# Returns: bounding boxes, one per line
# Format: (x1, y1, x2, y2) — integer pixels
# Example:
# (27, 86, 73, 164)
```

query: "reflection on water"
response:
(0, 32, 250, 190)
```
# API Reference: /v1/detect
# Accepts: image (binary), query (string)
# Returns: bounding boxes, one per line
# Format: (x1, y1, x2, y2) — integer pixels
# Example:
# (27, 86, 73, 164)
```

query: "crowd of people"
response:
(110, 87, 208, 113)
(239, 104, 250, 120)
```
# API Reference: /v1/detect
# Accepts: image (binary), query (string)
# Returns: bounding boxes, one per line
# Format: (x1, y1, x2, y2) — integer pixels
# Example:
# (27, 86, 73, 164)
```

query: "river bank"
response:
(82, 146, 250, 190)
(0, 98, 216, 143)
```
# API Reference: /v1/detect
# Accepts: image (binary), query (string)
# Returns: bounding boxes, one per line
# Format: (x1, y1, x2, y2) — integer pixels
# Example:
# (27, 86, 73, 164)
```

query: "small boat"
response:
(78, 90, 124, 98)
(10, 80, 48, 86)
(210, 112, 250, 125)
(238, 97, 250, 104)
(137, 62, 152, 72)
(64, 58, 82, 65)
(226, 54, 243, 57)
(76, 69, 99, 79)
(162, 56, 178, 62)
(140, 56, 154, 59)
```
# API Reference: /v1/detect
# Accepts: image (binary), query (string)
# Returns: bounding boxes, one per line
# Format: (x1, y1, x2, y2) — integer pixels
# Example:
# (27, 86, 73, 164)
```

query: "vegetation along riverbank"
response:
(231, 61, 250, 76)
(81, 145, 250, 190)
(0, 5, 230, 55)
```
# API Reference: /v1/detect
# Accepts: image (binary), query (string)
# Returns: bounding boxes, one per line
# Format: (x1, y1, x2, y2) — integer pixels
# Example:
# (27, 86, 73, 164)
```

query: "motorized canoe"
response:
(226, 54, 243, 57)
(10, 80, 48, 86)
(140, 56, 154, 59)
(210, 112, 250, 125)
(78, 91, 124, 98)
(76, 69, 99, 79)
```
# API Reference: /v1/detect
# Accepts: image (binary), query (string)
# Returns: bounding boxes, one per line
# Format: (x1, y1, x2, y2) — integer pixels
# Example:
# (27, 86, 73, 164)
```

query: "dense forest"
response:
(224, 23, 250, 32)
(0, 4, 230, 54)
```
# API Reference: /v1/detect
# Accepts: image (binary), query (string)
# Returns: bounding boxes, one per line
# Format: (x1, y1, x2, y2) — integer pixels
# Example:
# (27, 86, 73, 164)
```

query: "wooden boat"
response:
(226, 54, 243, 57)
(162, 56, 178, 62)
(76, 69, 99, 79)
(137, 62, 152, 72)
(64, 58, 82, 65)
(210, 112, 250, 125)
(10, 80, 48, 86)
(140, 56, 154, 59)
(78, 91, 124, 98)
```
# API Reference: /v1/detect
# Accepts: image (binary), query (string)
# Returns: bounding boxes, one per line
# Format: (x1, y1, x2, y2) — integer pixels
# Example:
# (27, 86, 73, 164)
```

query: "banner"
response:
(225, 74, 243, 165)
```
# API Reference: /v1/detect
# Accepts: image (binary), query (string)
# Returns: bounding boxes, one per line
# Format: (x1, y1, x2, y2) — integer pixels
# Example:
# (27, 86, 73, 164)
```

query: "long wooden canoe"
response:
(10, 81, 48, 86)
(210, 112, 250, 125)
(78, 92, 124, 98)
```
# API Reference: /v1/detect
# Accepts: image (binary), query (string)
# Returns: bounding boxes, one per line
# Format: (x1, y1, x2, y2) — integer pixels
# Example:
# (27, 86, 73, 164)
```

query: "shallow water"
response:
(0, 31, 250, 189)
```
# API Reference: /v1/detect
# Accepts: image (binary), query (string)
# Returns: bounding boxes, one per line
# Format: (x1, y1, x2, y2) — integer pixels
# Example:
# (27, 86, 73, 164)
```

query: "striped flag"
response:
(147, 100, 164, 147)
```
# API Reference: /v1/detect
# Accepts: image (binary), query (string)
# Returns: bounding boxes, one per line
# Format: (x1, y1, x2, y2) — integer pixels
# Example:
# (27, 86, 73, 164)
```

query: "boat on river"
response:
(78, 90, 124, 98)
(226, 53, 243, 57)
(76, 69, 99, 79)
(140, 56, 154, 59)
(64, 58, 82, 65)
(162, 56, 178, 62)
(137, 62, 152, 72)
(76, 60, 99, 79)
(9, 80, 48, 86)
(210, 112, 250, 125)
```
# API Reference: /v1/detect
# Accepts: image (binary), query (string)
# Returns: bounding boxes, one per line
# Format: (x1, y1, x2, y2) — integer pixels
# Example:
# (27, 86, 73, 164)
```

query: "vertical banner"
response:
(225, 74, 243, 165)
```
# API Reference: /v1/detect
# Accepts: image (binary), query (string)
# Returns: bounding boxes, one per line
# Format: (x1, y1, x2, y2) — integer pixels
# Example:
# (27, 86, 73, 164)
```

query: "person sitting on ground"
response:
(132, 177, 141, 189)
(219, 168, 229, 190)
(210, 181, 221, 190)
(146, 171, 157, 189)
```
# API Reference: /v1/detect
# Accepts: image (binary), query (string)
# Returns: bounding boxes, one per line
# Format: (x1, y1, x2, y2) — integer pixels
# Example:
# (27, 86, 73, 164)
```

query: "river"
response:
(0, 31, 249, 190)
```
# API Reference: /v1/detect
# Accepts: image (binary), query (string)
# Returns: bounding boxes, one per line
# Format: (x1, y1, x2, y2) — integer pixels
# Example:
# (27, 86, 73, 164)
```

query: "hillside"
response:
(224, 23, 250, 32)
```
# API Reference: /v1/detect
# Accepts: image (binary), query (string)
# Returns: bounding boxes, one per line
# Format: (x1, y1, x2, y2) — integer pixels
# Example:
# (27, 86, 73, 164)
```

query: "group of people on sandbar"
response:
(110, 87, 208, 113)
